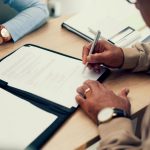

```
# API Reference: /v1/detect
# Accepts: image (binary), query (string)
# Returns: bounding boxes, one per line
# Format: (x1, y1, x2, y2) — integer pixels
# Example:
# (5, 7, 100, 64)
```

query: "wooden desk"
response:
(0, 16, 150, 150)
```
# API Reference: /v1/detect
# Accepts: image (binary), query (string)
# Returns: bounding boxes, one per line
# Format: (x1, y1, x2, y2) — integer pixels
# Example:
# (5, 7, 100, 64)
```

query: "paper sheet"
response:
(0, 46, 100, 108)
(0, 88, 57, 149)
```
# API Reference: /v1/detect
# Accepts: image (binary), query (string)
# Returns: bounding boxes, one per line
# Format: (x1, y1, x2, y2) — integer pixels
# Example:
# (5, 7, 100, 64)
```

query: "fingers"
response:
(75, 95, 86, 108)
(118, 88, 131, 115)
(82, 40, 110, 65)
(118, 88, 130, 100)
(82, 41, 104, 64)
(87, 52, 108, 64)
(83, 80, 105, 92)
(76, 80, 103, 98)
(82, 44, 91, 64)
(76, 84, 90, 98)
(87, 63, 101, 73)
(92, 64, 101, 73)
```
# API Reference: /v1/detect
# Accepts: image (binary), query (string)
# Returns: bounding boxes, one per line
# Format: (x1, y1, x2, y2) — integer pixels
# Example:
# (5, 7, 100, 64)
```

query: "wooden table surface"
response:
(0, 16, 150, 150)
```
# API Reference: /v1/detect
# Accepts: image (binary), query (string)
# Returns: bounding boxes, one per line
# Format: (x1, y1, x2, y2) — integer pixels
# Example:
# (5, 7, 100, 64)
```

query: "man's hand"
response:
(82, 40, 124, 72)
(76, 80, 131, 124)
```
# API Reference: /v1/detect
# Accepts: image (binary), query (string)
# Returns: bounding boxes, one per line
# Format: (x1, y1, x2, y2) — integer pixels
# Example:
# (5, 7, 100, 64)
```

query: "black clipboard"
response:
(0, 44, 110, 149)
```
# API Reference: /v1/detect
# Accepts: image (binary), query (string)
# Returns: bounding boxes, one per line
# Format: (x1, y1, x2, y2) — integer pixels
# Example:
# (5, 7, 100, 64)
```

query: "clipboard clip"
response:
(108, 26, 141, 47)
(109, 26, 135, 43)
(88, 26, 141, 46)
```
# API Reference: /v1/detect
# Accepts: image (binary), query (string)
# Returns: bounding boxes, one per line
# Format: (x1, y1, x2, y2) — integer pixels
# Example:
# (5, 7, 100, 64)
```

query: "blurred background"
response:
(0, 0, 144, 29)
(0, 0, 17, 24)
(48, 0, 92, 17)
(0, 0, 92, 21)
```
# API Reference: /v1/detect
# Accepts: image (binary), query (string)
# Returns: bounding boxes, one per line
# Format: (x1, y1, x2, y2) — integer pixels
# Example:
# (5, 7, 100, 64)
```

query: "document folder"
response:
(62, 0, 145, 46)
(0, 44, 110, 149)
(62, 21, 141, 47)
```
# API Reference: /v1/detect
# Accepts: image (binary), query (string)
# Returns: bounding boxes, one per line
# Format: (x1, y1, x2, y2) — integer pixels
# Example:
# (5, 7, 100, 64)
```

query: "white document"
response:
(0, 88, 57, 150)
(0, 45, 100, 108)
(86, 141, 100, 150)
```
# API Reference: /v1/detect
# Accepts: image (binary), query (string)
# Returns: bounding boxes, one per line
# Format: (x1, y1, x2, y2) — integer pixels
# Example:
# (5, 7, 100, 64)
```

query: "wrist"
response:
(118, 47, 125, 68)
(0, 25, 12, 44)
(121, 47, 140, 70)
(97, 107, 130, 125)
(98, 117, 133, 139)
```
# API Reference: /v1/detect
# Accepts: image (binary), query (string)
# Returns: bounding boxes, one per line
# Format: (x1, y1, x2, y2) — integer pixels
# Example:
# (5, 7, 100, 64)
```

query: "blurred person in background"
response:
(0, 0, 49, 44)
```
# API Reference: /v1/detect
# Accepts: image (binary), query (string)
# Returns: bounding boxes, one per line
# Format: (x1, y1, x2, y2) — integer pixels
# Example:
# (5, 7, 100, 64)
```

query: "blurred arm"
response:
(2, 0, 49, 42)
(122, 43, 150, 72)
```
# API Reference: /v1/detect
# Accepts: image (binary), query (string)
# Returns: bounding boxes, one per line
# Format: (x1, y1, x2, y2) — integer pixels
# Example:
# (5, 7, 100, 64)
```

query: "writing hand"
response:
(82, 40, 124, 73)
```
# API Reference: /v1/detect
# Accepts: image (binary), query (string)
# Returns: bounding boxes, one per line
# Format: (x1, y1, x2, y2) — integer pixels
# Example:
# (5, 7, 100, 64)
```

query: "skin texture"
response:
(136, 0, 150, 27)
(82, 40, 124, 72)
(76, 0, 150, 123)
(76, 80, 130, 123)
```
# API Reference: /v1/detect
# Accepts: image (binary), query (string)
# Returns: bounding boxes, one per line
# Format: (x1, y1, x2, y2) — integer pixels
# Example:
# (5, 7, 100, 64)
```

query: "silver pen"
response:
(82, 30, 101, 73)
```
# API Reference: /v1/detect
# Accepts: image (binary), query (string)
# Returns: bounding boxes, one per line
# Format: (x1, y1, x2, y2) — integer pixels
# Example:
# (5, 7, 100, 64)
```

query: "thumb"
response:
(87, 53, 107, 64)
(118, 88, 129, 99)
(75, 95, 86, 108)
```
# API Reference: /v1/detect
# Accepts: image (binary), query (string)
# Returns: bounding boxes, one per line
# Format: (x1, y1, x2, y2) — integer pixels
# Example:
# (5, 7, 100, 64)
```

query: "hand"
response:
(76, 80, 131, 124)
(82, 40, 124, 73)
(0, 25, 12, 44)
